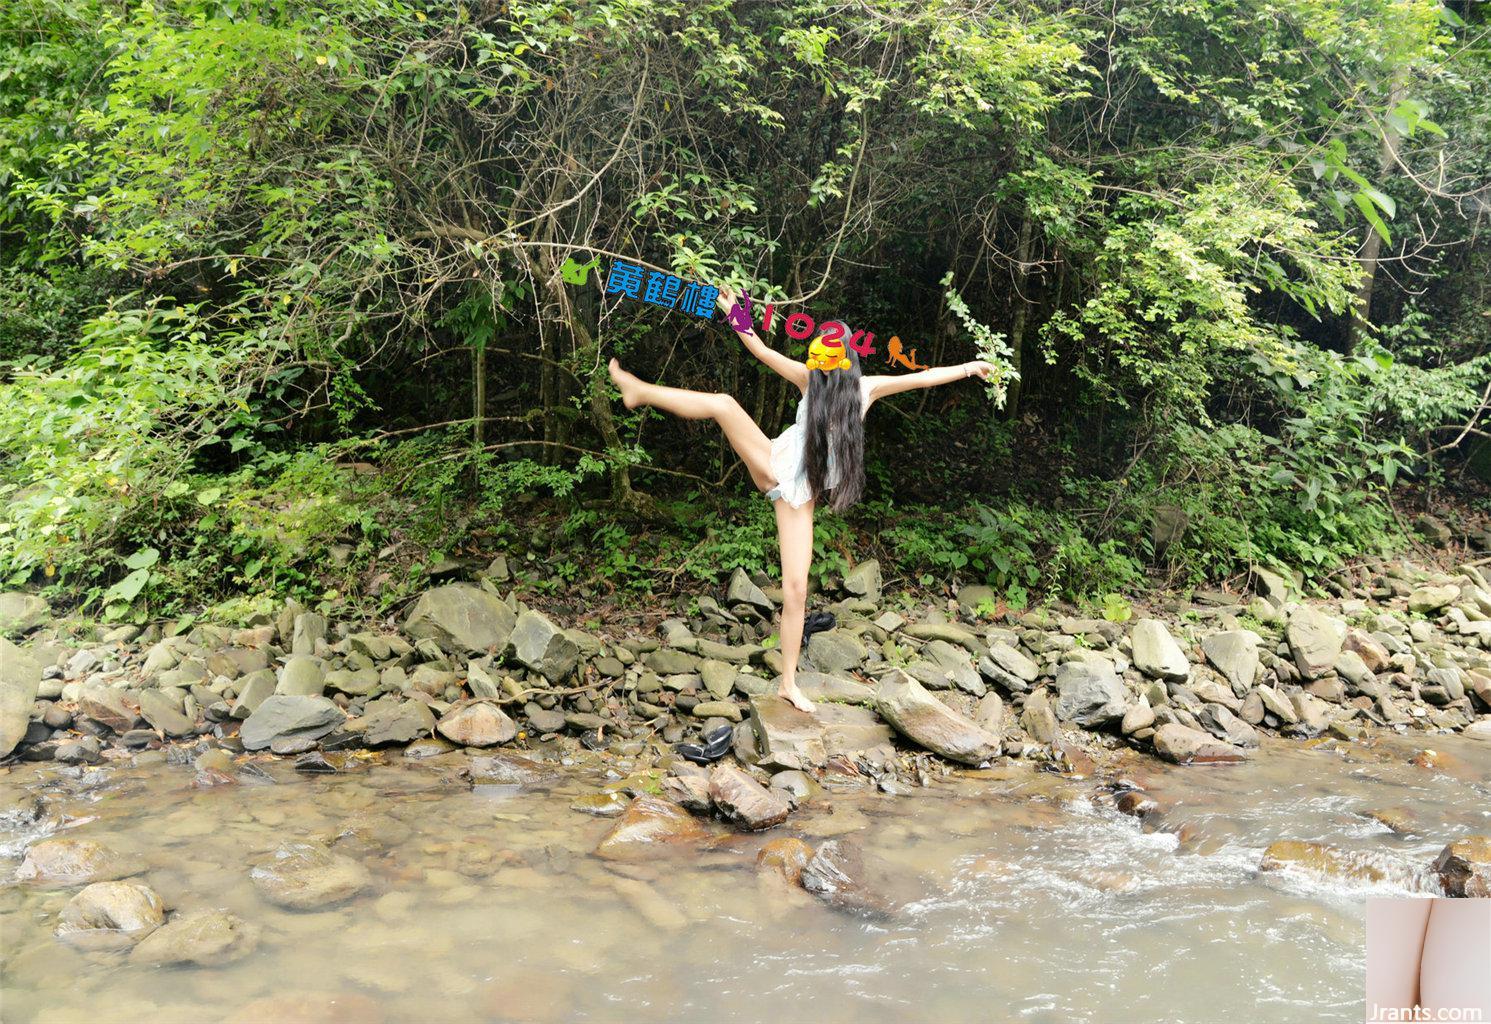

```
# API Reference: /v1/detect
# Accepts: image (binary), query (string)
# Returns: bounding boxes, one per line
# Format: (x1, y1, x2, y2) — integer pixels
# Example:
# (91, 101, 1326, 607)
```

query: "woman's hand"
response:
(966, 360, 996, 380)
(716, 284, 739, 315)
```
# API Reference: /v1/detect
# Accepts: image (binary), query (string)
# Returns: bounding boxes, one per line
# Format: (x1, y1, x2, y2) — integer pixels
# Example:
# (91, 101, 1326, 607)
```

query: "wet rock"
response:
(466, 752, 560, 787)
(57, 735, 104, 764)
(239, 695, 343, 751)
(250, 841, 371, 909)
(403, 583, 517, 654)
(509, 610, 580, 682)
(1116, 790, 1160, 818)
(594, 796, 709, 860)
(842, 560, 882, 600)
(359, 695, 435, 746)
(1131, 619, 1190, 680)
(77, 683, 142, 733)
(0, 636, 41, 757)
(1152, 723, 1249, 764)
(1363, 808, 1417, 835)
(435, 701, 516, 747)
(1053, 660, 1127, 727)
(748, 695, 894, 768)
(130, 909, 260, 966)
(1201, 630, 1260, 694)
(17, 838, 140, 887)
(224, 992, 384, 1024)
(1408, 585, 1458, 615)
(660, 773, 713, 813)
(800, 840, 890, 918)
(56, 880, 165, 949)
(571, 791, 631, 817)
(875, 669, 1001, 764)
(276, 654, 327, 696)
(1196, 703, 1259, 748)
(756, 837, 815, 884)
(0, 592, 50, 634)
(708, 764, 790, 830)
(1021, 688, 1059, 744)
(1259, 840, 1387, 884)
(138, 689, 195, 738)
(1432, 835, 1491, 897)
(1286, 605, 1346, 679)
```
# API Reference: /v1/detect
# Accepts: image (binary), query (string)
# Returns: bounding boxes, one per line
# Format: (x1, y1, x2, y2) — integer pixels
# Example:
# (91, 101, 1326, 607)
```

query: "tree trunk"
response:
(1350, 73, 1405, 352)
(1006, 213, 1034, 419)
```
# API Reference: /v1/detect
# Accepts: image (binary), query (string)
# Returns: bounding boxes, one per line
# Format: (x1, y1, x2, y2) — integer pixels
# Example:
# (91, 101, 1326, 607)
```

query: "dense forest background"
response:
(1, 0, 1489, 625)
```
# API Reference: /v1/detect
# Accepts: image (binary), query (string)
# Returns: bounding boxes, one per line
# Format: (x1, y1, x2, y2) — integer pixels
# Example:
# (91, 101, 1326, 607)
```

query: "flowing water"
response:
(1, 732, 1487, 1024)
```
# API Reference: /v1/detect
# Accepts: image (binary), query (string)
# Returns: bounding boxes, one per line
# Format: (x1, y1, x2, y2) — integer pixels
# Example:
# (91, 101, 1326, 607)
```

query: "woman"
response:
(608, 285, 995, 714)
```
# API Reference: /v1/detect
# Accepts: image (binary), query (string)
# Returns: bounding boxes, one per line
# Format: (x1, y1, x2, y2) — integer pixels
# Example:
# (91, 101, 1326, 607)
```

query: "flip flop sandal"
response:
(674, 724, 735, 765)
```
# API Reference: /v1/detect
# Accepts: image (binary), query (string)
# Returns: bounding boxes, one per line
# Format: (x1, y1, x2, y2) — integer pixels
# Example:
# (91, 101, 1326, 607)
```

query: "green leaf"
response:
(1352, 192, 1391, 245)
(123, 547, 160, 570)
(195, 486, 223, 505)
(104, 567, 151, 604)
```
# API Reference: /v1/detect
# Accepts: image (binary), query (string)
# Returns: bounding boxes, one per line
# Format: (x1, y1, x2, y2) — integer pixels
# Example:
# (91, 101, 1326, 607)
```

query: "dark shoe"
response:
(802, 610, 836, 644)
(675, 724, 734, 765)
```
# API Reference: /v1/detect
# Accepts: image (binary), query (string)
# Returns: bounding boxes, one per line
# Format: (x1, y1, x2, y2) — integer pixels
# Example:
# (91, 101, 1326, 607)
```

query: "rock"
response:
(756, 837, 815, 884)
(1131, 619, 1190, 680)
(594, 796, 709, 860)
(137, 689, 196, 738)
(1255, 683, 1299, 724)
(250, 841, 371, 909)
(805, 630, 866, 674)
(524, 705, 565, 734)
(17, 838, 139, 887)
(230, 669, 276, 718)
(874, 669, 1001, 764)
(77, 684, 142, 733)
(691, 700, 743, 721)
(1152, 723, 1249, 764)
(708, 764, 790, 830)
(1116, 790, 1160, 818)
(1286, 606, 1346, 679)
(57, 735, 104, 764)
(1121, 702, 1156, 735)
(224, 992, 384, 1024)
(974, 692, 1004, 732)
(276, 654, 326, 696)
(748, 695, 894, 768)
(239, 695, 343, 751)
(403, 584, 517, 654)
(1011, 691, 1058, 749)
(359, 695, 435, 746)
(0, 636, 41, 757)
(753, 672, 876, 705)
(842, 560, 882, 600)
(1201, 630, 1260, 694)
(699, 660, 738, 699)
(1432, 835, 1491, 897)
(980, 642, 1040, 692)
(956, 584, 998, 614)
(903, 621, 980, 650)
(1259, 840, 1386, 884)
(56, 881, 165, 949)
(1196, 703, 1259, 747)
(1408, 585, 1459, 615)
(1053, 660, 1127, 727)
(644, 648, 700, 674)
(0, 592, 50, 634)
(800, 840, 889, 918)
(130, 909, 261, 966)
(571, 791, 632, 817)
(291, 612, 327, 656)
(660, 774, 713, 813)
(509, 610, 581, 682)
(1344, 629, 1391, 672)
(727, 568, 774, 612)
(1252, 566, 1293, 605)
(434, 701, 516, 746)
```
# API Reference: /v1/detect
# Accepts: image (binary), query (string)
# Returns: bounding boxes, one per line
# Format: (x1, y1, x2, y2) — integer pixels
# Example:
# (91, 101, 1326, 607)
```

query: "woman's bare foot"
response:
(778, 681, 816, 714)
(608, 358, 644, 410)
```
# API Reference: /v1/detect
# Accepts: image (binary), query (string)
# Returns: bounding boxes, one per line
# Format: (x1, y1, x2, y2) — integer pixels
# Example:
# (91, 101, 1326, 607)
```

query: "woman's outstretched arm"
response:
(716, 286, 809, 393)
(864, 360, 994, 407)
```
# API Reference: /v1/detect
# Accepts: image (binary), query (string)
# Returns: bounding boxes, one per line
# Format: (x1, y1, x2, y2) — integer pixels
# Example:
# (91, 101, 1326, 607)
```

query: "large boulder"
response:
(250, 842, 370, 909)
(239, 695, 343, 752)
(727, 569, 774, 612)
(1152, 723, 1249, 764)
(1130, 619, 1190, 681)
(741, 672, 875, 705)
(1286, 606, 1345, 679)
(403, 584, 516, 654)
(509, 610, 581, 682)
(130, 909, 261, 966)
(56, 881, 165, 950)
(17, 838, 140, 888)
(842, 560, 882, 600)
(748, 695, 894, 768)
(1201, 630, 1261, 694)
(137, 690, 196, 738)
(708, 764, 790, 830)
(435, 701, 516, 747)
(0, 592, 50, 635)
(874, 669, 1001, 765)
(1408, 584, 1459, 615)
(1053, 660, 1127, 727)
(0, 636, 41, 757)
(804, 630, 866, 675)
(594, 796, 709, 860)
(800, 840, 891, 918)
(1432, 835, 1491, 897)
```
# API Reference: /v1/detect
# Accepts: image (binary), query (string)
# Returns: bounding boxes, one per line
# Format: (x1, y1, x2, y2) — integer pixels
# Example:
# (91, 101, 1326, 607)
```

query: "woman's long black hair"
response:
(804, 322, 865, 513)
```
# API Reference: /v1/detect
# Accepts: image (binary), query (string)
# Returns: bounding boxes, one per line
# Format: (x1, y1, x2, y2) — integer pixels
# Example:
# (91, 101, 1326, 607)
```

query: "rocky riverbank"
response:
(3, 555, 1491, 897)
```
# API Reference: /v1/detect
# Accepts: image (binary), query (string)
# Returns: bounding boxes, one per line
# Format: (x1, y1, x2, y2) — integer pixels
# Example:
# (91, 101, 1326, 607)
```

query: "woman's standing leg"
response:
(773, 497, 816, 713)
(608, 359, 777, 491)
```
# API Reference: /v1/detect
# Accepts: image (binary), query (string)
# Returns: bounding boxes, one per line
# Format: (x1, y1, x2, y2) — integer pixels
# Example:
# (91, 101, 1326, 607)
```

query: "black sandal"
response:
(674, 724, 734, 765)
(802, 610, 836, 644)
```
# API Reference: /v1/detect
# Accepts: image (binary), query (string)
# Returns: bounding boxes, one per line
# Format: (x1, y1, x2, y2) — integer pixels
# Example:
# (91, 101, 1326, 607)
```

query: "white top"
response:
(765, 377, 873, 508)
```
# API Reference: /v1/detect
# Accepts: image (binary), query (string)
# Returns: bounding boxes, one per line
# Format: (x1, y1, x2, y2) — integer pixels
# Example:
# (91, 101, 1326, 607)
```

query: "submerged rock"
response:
(1259, 840, 1387, 884)
(800, 839, 890, 918)
(250, 842, 371, 909)
(875, 669, 1001, 764)
(17, 838, 140, 887)
(756, 837, 815, 884)
(594, 795, 708, 860)
(130, 909, 261, 966)
(56, 880, 165, 949)
(224, 992, 385, 1024)
(708, 764, 790, 830)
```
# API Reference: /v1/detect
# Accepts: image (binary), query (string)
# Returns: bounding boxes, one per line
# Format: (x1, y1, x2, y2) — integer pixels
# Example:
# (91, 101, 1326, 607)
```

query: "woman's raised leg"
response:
(609, 359, 777, 492)
(773, 496, 816, 714)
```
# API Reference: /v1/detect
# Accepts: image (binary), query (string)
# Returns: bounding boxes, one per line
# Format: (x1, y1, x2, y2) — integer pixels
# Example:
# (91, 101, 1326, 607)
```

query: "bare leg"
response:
(609, 359, 777, 491)
(1365, 898, 1432, 1020)
(1419, 897, 1491, 1018)
(774, 496, 816, 713)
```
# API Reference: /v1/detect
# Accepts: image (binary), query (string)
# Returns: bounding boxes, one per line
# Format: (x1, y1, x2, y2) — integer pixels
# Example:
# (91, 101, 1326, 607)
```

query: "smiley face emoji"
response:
(805, 336, 851, 372)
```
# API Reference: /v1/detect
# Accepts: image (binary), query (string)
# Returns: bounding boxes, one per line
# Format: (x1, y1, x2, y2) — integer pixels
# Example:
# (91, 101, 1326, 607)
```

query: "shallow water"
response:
(1, 732, 1487, 1024)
